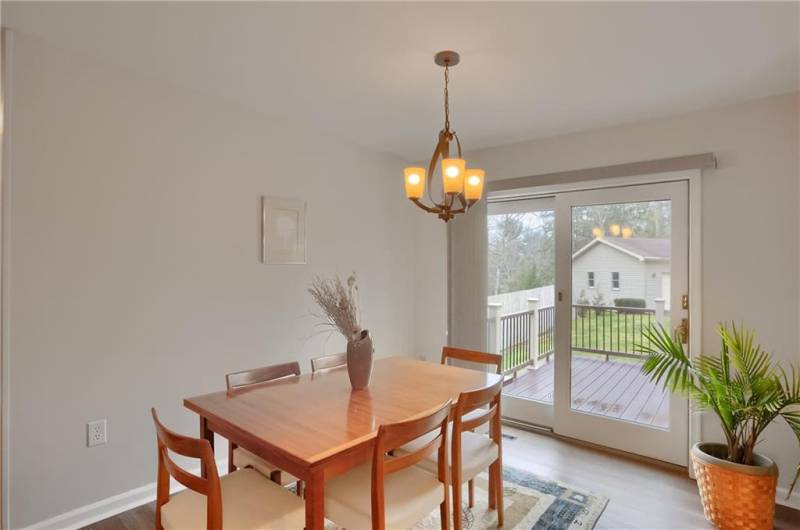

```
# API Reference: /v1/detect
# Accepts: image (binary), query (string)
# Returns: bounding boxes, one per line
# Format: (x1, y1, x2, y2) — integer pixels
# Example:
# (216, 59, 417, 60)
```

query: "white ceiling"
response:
(4, 2, 798, 159)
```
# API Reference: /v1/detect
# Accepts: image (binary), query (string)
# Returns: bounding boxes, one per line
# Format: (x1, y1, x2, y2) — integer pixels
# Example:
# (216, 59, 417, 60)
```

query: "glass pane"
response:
(570, 201, 671, 428)
(487, 211, 555, 404)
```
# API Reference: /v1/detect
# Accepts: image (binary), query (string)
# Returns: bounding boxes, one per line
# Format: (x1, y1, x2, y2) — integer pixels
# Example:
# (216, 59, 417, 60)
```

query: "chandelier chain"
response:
(443, 65, 450, 132)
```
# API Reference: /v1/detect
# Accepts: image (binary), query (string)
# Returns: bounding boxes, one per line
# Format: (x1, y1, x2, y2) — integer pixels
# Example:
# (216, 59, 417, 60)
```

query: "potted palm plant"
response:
(638, 323, 800, 530)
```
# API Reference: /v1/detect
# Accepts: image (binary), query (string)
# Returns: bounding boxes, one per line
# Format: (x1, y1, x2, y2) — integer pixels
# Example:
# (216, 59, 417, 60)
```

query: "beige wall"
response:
(4, 33, 417, 528)
(412, 212, 447, 362)
(423, 92, 800, 493)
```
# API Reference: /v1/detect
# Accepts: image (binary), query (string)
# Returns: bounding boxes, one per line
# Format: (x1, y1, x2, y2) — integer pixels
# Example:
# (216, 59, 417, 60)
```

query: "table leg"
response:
(200, 416, 214, 478)
(304, 468, 325, 530)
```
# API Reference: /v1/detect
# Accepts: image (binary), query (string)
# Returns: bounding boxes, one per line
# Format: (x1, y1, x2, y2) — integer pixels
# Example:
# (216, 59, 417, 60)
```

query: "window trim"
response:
(611, 271, 620, 290)
(587, 271, 595, 288)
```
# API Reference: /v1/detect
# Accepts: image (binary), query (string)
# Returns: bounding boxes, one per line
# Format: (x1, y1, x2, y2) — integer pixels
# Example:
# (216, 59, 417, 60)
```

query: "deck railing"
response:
(488, 299, 666, 375)
(572, 304, 664, 359)
(497, 309, 534, 373)
(538, 305, 555, 360)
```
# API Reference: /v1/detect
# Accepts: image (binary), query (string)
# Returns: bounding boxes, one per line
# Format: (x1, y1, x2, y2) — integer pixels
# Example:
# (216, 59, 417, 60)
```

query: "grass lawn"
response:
(572, 309, 670, 356)
(500, 309, 671, 372)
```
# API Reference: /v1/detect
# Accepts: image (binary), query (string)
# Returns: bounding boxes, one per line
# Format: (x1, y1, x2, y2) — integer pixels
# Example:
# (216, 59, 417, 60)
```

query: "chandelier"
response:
(403, 51, 485, 222)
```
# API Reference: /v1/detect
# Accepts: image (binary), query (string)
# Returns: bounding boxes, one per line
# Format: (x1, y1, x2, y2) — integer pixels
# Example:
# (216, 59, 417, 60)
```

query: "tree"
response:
(488, 212, 554, 295)
(572, 201, 671, 252)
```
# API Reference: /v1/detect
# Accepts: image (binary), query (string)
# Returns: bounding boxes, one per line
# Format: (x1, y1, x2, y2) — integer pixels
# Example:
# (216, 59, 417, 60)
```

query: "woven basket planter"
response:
(691, 443, 778, 530)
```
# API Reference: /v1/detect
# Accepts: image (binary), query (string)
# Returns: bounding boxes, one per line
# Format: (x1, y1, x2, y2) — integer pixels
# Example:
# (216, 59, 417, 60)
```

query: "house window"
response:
(587, 272, 595, 288)
(611, 272, 620, 290)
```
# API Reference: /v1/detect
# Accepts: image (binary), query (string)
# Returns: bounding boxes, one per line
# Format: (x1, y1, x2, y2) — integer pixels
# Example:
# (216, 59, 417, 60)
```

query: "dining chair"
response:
(310, 352, 347, 373)
(150, 409, 304, 530)
(324, 399, 453, 530)
(440, 346, 502, 507)
(225, 361, 303, 495)
(401, 378, 504, 530)
(440, 346, 502, 374)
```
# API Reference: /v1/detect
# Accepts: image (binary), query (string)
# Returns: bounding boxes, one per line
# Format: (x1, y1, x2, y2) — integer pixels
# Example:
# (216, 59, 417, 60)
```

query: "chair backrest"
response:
(453, 377, 504, 437)
(371, 400, 452, 530)
(225, 361, 301, 390)
(310, 352, 347, 373)
(441, 346, 502, 374)
(151, 408, 222, 530)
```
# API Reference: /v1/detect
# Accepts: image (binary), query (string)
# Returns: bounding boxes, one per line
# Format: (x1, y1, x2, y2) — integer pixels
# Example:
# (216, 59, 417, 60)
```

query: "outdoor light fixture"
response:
(403, 51, 485, 222)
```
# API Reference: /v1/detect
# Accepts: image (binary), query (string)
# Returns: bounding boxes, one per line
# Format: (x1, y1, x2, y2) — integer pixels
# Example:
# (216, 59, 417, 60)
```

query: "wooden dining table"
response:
(184, 356, 503, 529)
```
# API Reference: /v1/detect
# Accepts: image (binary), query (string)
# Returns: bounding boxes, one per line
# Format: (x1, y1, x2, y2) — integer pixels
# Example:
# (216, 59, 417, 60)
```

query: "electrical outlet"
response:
(87, 419, 107, 447)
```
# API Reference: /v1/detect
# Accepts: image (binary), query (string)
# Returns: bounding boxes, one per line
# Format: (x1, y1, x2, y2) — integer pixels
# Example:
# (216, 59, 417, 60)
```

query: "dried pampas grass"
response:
(308, 273, 362, 342)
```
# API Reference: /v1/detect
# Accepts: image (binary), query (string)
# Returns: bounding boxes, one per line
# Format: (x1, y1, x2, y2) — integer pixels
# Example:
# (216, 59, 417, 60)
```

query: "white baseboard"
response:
(777, 484, 800, 510)
(17, 459, 228, 530)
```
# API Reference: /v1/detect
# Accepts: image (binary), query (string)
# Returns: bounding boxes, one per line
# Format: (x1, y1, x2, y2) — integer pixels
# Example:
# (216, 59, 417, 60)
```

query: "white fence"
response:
(488, 285, 555, 314)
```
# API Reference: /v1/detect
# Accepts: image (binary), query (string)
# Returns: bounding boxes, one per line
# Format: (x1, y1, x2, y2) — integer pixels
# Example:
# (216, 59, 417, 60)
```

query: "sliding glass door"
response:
(487, 198, 556, 427)
(489, 181, 689, 465)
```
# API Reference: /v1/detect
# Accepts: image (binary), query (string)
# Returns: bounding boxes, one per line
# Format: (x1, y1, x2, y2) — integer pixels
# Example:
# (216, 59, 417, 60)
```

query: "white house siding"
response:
(572, 243, 648, 306)
(644, 260, 671, 309)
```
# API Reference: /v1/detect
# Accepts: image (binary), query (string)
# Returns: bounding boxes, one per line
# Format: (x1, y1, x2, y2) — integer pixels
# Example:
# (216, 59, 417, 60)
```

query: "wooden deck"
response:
(503, 355, 669, 428)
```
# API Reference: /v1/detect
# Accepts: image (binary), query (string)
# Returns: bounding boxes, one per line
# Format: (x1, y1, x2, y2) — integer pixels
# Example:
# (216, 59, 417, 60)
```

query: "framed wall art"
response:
(261, 196, 306, 264)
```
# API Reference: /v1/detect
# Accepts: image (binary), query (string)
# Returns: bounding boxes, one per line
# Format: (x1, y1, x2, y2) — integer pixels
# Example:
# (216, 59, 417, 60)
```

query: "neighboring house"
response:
(572, 237, 671, 310)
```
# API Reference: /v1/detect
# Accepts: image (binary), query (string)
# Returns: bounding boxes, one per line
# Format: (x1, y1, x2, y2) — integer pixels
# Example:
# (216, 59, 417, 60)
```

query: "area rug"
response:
(327, 466, 608, 529)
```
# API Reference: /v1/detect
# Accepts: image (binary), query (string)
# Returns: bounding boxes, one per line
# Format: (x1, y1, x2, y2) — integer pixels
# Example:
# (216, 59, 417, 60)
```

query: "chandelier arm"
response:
(444, 192, 454, 211)
(425, 144, 438, 205)
(453, 131, 462, 158)
(410, 198, 442, 214)
(456, 192, 467, 210)
(426, 131, 450, 206)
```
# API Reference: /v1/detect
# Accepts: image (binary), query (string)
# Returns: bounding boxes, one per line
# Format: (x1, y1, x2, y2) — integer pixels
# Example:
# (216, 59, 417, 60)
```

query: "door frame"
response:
(1, 28, 9, 527)
(489, 169, 703, 470)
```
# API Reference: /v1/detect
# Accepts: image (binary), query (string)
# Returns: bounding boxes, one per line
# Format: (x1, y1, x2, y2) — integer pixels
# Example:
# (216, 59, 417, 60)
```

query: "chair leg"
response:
(487, 467, 496, 510)
(296, 480, 305, 497)
(227, 442, 236, 473)
(452, 482, 462, 530)
(440, 483, 451, 530)
(468, 479, 474, 508)
(492, 461, 504, 527)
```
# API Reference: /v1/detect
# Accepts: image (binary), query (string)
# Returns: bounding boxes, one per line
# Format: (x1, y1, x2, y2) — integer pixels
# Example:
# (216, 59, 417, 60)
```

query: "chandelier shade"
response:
(403, 50, 485, 222)
(404, 167, 426, 199)
(442, 158, 465, 193)
(464, 169, 485, 200)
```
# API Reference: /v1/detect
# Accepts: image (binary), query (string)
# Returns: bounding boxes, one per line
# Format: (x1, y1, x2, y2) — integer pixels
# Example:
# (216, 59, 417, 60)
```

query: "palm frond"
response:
(720, 323, 772, 383)
(779, 365, 800, 403)
(638, 324, 697, 394)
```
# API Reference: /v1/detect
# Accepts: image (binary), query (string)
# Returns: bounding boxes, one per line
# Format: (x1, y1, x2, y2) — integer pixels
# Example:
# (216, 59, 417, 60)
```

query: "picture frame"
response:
(261, 196, 307, 264)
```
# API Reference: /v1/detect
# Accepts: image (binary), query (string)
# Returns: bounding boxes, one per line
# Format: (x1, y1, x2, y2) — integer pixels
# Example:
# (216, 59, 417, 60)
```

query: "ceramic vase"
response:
(346, 329, 373, 390)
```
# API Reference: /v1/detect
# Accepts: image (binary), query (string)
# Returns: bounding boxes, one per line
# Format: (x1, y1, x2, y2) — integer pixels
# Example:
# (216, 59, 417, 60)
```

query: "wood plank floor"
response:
(82, 426, 799, 530)
(503, 356, 670, 428)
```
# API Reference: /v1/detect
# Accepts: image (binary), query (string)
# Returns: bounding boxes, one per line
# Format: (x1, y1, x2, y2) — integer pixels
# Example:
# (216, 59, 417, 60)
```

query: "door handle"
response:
(674, 318, 689, 344)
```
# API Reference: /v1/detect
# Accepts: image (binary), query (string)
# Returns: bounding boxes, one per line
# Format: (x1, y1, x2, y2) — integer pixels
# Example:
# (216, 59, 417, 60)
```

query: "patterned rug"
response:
(328, 466, 608, 529)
